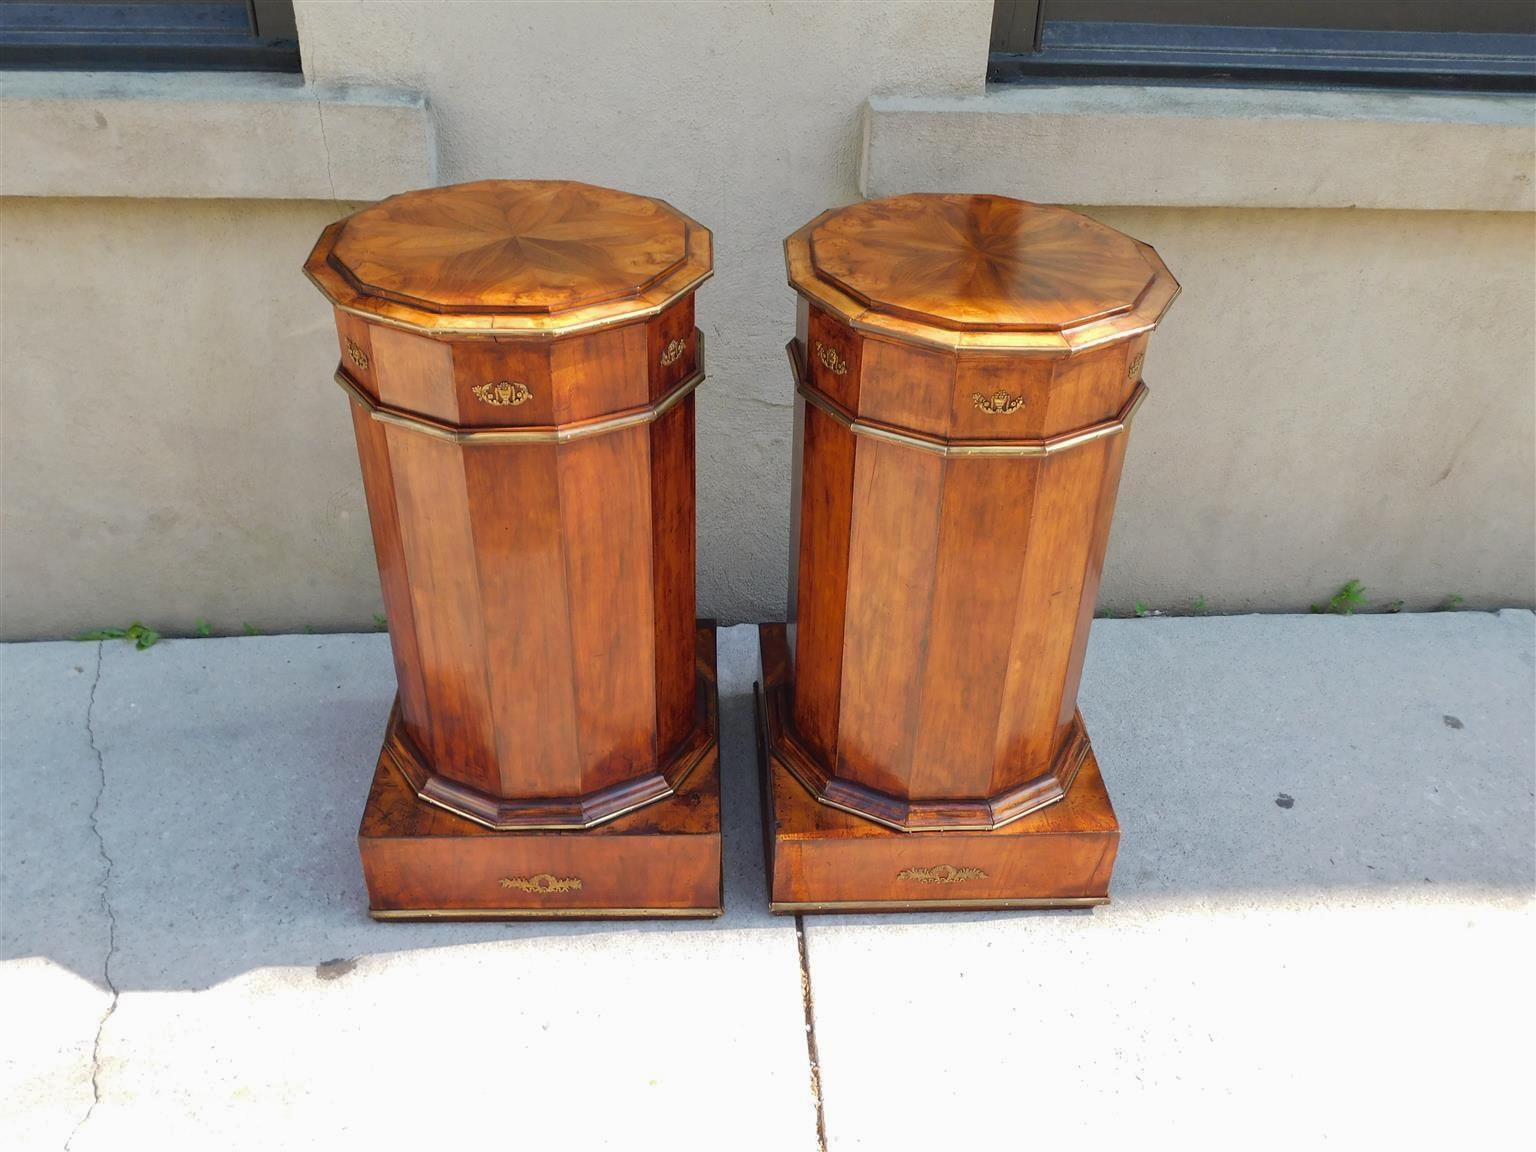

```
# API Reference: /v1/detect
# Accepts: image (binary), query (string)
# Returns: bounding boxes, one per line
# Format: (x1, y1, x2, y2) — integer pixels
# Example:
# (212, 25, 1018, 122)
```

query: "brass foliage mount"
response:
(1128, 351, 1145, 379)
(345, 337, 369, 370)
(472, 379, 532, 407)
(814, 340, 848, 376)
(660, 338, 687, 367)
(971, 389, 1025, 415)
(898, 865, 988, 885)
(499, 873, 583, 894)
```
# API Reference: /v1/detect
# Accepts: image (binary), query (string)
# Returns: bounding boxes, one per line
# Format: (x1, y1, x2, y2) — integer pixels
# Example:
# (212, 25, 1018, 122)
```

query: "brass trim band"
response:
(371, 906, 723, 921)
(337, 332, 705, 445)
(769, 897, 1108, 913)
(788, 339, 1147, 459)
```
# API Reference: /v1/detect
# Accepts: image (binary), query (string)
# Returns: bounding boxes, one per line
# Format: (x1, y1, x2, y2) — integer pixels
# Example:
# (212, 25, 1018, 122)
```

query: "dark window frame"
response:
(0, 1, 301, 73)
(990, 0, 1536, 92)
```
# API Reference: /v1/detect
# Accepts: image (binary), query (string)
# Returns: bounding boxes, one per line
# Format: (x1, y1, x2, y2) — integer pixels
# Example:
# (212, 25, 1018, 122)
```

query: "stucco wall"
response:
(1, 1, 1532, 639)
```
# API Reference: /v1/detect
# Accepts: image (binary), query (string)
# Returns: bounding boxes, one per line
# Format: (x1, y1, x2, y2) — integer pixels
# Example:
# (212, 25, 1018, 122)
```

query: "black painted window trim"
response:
(990, 2, 1536, 92)
(0, 1, 301, 74)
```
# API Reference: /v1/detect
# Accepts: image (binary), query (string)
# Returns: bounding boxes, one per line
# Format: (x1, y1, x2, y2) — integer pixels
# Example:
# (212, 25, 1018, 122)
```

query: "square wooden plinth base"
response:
(756, 624, 1119, 914)
(358, 627, 723, 922)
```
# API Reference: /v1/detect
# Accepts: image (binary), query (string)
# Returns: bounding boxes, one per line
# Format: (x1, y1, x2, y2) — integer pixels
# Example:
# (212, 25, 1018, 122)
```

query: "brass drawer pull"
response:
(898, 865, 987, 884)
(472, 380, 532, 407)
(814, 341, 848, 376)
(972, 390, 1025, 415)
(500, 873, 582, 893)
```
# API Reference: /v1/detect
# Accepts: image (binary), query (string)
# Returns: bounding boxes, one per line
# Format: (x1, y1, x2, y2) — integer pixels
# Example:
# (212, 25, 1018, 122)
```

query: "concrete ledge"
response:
(862, 86, 1536, 212)
(0, 72, 434, 200)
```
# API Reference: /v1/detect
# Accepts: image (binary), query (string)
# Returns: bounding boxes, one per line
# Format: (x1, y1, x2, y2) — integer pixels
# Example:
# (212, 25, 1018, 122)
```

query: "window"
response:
(0, 1, 300, 72)
(990, 0, 1536, 91)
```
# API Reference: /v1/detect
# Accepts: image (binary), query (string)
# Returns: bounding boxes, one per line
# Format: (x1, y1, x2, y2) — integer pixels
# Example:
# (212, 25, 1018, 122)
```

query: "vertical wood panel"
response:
(349, 403, 429, 736)
(649, 397, 697, 757)
(791, 402, 857, 766)
(554, 322, 648, 423)
(836, 440, 945, 795)
(1056, 430, 1130, 734)
(450, 338, 555, 428)
(557, 425, 658, 791)
(646, 296, 696, 402)
(461, 442, 582, 798)
(371, 325, 459, 422)
(909, 456, 1041, 798)
(384, 426, 500, 795)
(806, 308, 862, 410)
(992, 439, 1109, 791)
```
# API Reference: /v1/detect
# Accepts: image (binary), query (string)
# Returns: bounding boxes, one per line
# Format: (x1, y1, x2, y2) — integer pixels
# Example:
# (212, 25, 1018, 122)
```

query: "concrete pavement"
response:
(2, 613, 1532, 1150)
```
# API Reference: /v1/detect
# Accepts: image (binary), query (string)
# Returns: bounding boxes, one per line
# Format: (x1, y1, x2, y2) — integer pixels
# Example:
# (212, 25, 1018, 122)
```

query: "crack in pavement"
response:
(65, 642, 118, 1152)
(795, 916, 828, 1152)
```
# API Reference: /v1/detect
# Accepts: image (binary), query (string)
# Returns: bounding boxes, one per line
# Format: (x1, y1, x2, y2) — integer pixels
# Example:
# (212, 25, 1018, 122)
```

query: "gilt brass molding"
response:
(660, 338, 687, 367)
(814, 340, 848, 375)
(500, 874, 583, 894)
(898, 865, 988, 884)
(789, 341, 1146, 459)
(972, 390, 1025, 415)
(336, 332, 705, 446)
(472, 380, 532, 407)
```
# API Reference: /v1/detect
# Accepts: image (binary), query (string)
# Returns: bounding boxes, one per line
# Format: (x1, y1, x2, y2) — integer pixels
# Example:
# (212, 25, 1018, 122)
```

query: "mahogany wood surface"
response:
(361, 625, 722, 919)
(773, 194, 1174, 906)
(758, 625, 1117, 913)
(308, 180, 716, 916)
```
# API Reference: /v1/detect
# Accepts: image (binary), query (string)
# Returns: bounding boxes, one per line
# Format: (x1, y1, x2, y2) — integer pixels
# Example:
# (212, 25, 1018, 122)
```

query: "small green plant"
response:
(242, 622, 260, 636)
(75, 622, 161, 650)
(194, 619, 212, 638)
(1440, 593, 1464, 611)
(1192, 595, 1208, 616)
(374, 614, 389, 632)
(1134, 601, 1150, 618)
(1312, 579, 1367, 616)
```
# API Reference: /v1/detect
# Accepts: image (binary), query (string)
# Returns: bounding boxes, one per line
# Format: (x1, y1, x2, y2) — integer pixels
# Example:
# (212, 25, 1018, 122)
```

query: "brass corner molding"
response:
(898, 865, 988, 884)
(500, 874, 583, 894)
(335, 331, 705, 446)
(787, 340, 1147, 459)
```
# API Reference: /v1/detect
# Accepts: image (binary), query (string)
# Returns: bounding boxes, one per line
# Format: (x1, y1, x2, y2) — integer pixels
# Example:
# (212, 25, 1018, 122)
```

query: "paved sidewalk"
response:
(2, 613, 1532, 1150)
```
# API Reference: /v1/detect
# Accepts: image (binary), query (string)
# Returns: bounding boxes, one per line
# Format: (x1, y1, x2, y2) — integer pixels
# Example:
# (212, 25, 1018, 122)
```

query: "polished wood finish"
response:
(308, 180, 715, 918)
(772, 194, 1174, 908)
(758, 625, 1116, 913)
(362, 626, 721, 919)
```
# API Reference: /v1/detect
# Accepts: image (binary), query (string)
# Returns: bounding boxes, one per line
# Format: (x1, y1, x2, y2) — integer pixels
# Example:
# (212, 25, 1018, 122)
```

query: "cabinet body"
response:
(306, 180, 720, 917)
(762, 193, 1178, 910)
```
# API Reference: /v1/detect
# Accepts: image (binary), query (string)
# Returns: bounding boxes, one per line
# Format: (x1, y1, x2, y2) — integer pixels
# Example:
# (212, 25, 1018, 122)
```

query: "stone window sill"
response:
(1, 71, 433, 200)
(861, 85, 1535, 213)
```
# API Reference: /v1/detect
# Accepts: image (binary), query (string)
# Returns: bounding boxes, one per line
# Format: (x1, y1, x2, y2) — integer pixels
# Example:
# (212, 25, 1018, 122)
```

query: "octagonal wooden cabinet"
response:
(306, 180, 721, 919)
(759, 193, 1179, 912)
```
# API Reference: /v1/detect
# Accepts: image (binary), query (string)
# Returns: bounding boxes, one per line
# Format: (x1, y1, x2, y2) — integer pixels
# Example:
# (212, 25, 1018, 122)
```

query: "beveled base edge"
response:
(759, 622, 1086, 832)
(383, 628, 721, 831)
(371, 906, 722, 922)
(769, 896, 1108, 914)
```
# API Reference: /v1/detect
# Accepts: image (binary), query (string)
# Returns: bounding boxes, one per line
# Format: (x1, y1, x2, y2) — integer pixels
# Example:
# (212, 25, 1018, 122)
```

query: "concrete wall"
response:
(1, 1, 1532, 639)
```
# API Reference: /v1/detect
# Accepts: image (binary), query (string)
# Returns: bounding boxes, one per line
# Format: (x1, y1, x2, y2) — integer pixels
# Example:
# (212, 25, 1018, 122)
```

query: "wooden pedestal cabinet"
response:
(305, 180, 720, 919)
(761, 194, 1179, 912)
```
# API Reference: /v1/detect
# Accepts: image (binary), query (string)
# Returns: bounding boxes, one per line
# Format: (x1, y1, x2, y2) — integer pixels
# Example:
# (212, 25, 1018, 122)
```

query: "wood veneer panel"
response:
(646, 296, 696, 402)
(383, 425, 500, 795)
(371, 324, 458, 422)
(553, 322, 648, 423)
(806, 308, 861, 410)
(557, 425, 659, 791)
(1044, 339, 1140, 433)
(649, 398, 697, 756)
(836, 438, 944, 795)
(461, 442, 581, 798)
(349, 403, 429, 734)
(992, 439, 1110, 790)
(790, 401, 856, 767)
(908, 455, 1041, 798)
(450, 338, 556, 428)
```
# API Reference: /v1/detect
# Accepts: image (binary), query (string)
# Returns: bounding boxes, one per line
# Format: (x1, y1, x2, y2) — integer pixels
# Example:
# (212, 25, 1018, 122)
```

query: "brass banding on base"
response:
(371, 906, 723, 921)
(336, 332, 705, 445)
(788, 339, 1147, 458)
